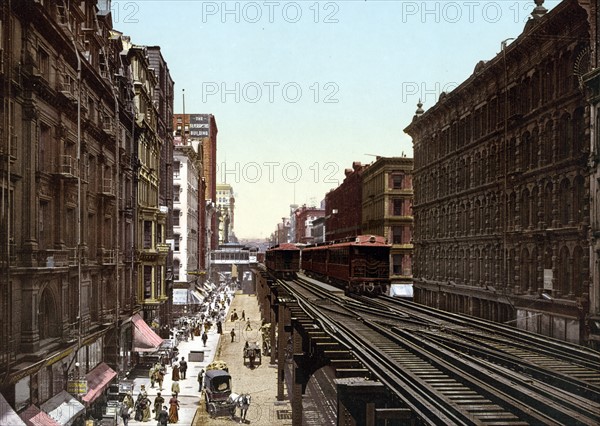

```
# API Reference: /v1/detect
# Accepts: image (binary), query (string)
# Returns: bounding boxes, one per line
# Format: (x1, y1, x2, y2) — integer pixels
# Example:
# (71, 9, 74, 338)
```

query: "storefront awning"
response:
(40, 391, 85, 426)
(19, 405, 60, 426)
(195, 285, 209, 298)
(172, 289, 202, 305)
(81, 362, 118, 405)
(132, 313, 163, 352)
(1, 393, 27, 426)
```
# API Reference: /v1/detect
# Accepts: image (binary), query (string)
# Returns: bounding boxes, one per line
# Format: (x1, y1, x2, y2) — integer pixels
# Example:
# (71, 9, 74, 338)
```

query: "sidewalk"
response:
(121, 291, 292, 425)
(123, 302, 229, 425)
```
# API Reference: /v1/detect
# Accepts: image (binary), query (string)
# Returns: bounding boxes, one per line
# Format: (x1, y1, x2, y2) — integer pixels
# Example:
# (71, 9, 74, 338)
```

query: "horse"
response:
(228, 393, 251, 423)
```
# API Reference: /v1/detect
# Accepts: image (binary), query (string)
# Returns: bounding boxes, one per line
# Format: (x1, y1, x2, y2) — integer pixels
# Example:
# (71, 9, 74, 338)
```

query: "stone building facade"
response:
(405, 0, 594, 344)
(361, 157, 414, 287)
(0, 0, 173, 415)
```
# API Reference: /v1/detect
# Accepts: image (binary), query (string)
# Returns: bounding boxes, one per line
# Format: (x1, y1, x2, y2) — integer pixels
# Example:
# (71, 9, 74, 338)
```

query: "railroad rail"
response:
(278, 274, 600, 425)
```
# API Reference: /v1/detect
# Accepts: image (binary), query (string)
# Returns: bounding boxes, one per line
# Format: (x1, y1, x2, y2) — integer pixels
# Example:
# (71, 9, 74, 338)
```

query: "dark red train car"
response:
(265, 243, 301, 279)
(302, 235, 390, 295)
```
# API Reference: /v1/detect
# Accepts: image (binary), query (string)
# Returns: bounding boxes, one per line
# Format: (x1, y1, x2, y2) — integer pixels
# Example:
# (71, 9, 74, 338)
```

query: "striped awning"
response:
(132, 313, 163, 352)
(19, 405, 59, 426)
(81, 362, 118, 405)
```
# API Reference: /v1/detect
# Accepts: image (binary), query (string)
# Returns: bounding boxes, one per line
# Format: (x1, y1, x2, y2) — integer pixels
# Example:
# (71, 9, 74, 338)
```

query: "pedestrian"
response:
(156, 365, 165, 390)
(171, 380, 180, 397)
(141, 394, 152, 422)
(179, 357, 187, 379)
(149, 365, 157, 388)
(171, 361, 180, 381)
(197, 369, 204, 392)
(123, 391, 134, 411)
(153, 392, 164, 420)
(168, 394, 180, 423)
(134, 392, 144, 421)
(241, 310, 245, 321)
(120, 403, 131, 426)
(245, 319, 252, 331)
(230, 328, 236, 342)
(157, 406, 169, 426)
(202, 331, 208, 347)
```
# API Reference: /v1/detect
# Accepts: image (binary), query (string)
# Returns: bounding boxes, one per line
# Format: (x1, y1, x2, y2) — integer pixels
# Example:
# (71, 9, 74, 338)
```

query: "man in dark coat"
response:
(157, 405, 169, 426)
(179, 357, 188, 379)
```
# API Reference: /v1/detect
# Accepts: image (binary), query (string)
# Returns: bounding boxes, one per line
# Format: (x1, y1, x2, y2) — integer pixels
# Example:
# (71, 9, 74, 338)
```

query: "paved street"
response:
(120, 292, 292, 425)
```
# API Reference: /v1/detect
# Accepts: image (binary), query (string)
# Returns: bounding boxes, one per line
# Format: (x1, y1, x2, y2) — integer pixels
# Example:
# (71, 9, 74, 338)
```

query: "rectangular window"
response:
(173, 210, 180, 226)
(39, 123, 52, 171)
(173, 185, 180, 202)
(144, 266, 152, 299)
(174, 234, 180, 251)
(392, 226, 402, 244)
(143, 221, 152, 249)
(38, 200, 50, 249)
(392, 254, 402, 275)
(38, 48, 49, 79)
(392, 199, 403, 216)
(173, 161, 180, 178)
(392, 174, 403, 189)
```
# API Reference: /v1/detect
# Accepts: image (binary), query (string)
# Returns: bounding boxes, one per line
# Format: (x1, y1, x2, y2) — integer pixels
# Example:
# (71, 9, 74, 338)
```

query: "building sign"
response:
(67, 379, 88, 395)
(189, 114, 209, 138)
(543, 269, 553, 290)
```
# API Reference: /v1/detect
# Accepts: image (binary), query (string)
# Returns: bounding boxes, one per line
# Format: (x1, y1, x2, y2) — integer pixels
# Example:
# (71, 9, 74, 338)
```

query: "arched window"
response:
(521, 248, 530, 293)
(39, 288, 60, 340)
(572, 246, 583, 297)
(543, 121, 554, 164)
(559, 178, 571, 226)
(543, 182, 553, 228)
(558, 113, 572, 160)
(521, 187, 531, 229)
(521, 131, 531, 171)
(558, 246, 570, 296)
(572, 175, 585, 223)
(572, 108, 585, 155)
(531, 127, 539, 170)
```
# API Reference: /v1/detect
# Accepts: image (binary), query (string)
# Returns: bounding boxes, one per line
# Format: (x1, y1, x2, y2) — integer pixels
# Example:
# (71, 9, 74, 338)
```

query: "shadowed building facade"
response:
(405, 0, 595, 345)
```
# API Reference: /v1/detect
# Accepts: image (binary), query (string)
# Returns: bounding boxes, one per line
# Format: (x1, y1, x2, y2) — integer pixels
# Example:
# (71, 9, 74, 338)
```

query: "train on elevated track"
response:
(265, 235, 391, 295)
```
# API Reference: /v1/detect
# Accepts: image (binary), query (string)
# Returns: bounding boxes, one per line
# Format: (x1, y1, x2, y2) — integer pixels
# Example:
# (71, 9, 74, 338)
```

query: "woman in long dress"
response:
(171, 362, 180, 381)
(168, 394, 179, 423)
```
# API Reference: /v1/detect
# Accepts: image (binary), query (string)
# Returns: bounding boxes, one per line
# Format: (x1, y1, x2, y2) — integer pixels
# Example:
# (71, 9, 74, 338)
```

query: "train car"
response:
(302, 235, 390, 295)
(265, 243, 301, 279)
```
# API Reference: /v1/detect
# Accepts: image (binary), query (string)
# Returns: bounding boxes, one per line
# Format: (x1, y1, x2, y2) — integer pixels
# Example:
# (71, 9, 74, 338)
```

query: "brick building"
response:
(293, 205, 325, 244)
(325, 162, 366, 242)
(405, 0, 594, 344)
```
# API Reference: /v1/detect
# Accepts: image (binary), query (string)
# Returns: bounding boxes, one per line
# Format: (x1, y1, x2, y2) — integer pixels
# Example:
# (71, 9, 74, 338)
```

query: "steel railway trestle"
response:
(277, 275, 600, 425)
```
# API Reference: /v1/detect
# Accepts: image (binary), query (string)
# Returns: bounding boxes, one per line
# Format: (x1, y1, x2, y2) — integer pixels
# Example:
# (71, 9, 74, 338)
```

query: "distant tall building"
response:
(173, 113, 218, 277)
(216, 183, 235, 244)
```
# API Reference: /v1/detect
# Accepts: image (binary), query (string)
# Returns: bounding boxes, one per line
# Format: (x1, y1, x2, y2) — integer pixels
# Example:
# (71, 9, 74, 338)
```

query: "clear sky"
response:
(115, 0, 559, 239)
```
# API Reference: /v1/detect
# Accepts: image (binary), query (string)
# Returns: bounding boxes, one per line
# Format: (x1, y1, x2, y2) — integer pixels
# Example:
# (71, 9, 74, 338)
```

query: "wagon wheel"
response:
(207, 402, 217, 418)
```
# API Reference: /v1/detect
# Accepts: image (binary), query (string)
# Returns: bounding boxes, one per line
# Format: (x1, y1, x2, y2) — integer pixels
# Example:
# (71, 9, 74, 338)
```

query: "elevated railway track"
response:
(275, 273, 600, 425)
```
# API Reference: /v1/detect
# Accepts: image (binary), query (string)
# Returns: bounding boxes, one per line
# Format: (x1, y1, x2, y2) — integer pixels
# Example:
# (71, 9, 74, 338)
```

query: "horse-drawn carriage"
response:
(204, 369, 236, 418)
(243, 341, 261, 367)
(203, 368, 251, 420)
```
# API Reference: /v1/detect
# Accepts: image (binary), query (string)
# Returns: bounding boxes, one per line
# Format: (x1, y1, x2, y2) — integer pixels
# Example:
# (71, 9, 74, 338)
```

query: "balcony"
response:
(100, 177, 115, 197)
(56, 155, 79, 180)
(100, 249, 116, 265)
(37, 249, 70, 268)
